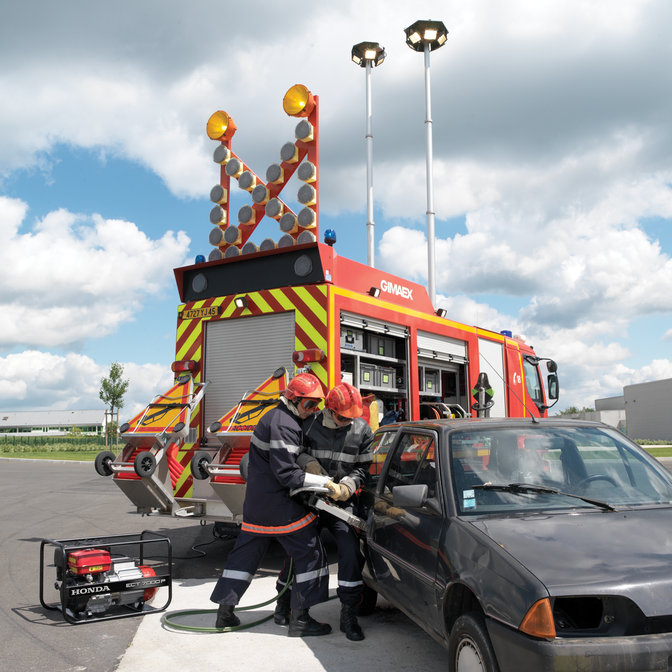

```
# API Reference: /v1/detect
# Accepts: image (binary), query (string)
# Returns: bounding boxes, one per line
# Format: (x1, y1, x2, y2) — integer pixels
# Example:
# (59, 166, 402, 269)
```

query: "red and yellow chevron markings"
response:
(211, 368, 289, 435)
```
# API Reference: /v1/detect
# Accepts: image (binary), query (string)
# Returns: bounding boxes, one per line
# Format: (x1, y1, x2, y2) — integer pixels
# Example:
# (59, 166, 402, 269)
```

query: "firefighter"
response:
(210, 372, 339, 637)
(274, 382, 374, 641)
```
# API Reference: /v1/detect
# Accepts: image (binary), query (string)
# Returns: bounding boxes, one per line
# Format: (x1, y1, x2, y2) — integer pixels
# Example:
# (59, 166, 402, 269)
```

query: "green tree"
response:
(556, 406, 595, 415)
(99, 362, 129, 445)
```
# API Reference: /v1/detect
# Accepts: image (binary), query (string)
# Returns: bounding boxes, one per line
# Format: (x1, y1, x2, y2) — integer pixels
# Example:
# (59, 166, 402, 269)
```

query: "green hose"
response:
(162, 560, 293, 633)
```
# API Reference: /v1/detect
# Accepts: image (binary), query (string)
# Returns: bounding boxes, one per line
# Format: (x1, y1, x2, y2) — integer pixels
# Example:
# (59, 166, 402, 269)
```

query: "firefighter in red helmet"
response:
(210, 372, 339, 637)
(274, 381, 374, 640)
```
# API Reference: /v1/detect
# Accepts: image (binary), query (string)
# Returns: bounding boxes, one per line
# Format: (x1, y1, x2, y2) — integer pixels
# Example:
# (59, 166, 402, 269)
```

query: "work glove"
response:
(304, 458, 327, 475)
(325, 480, 340, 499)
(332, 482, 351, 502)
(296, 452, 327, 476)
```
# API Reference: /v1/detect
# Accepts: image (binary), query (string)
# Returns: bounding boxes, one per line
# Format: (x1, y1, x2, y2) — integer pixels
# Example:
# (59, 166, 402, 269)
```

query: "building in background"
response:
(563, 378, 672, 441)
(622, 379, 672, 441)
(0, 410, 107, 436)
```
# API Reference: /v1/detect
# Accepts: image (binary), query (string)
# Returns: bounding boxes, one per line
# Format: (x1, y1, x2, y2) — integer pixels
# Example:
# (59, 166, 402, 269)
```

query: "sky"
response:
(1, 0, 671, 417)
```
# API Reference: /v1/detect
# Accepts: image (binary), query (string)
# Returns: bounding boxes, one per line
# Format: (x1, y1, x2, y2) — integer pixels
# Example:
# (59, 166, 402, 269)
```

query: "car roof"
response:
(375, 417, 612, 433)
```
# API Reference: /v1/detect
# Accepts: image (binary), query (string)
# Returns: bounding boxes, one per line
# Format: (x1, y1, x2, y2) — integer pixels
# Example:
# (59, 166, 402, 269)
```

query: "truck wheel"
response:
(190, 451, 212, 480)
(448, 612, 500, 672)
(94, 451, 116, 477)
(358, 584, 378, 616)
(134, 451, 157, 478)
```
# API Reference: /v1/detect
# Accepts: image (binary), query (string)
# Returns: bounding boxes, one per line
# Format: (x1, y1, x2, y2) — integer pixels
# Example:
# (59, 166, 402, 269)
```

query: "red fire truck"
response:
(94, 84, 558, 524)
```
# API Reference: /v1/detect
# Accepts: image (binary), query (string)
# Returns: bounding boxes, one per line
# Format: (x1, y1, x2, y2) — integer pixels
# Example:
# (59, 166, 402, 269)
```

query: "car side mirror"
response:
(392, 483, 428, 508)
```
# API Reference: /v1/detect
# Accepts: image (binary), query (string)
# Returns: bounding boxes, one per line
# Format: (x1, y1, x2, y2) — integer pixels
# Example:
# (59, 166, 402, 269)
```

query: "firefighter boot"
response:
(288, 609, 332, 637)
(273, 588, 291, 625)
(215, 604, 240, 629)
(340, 603, 365, 641)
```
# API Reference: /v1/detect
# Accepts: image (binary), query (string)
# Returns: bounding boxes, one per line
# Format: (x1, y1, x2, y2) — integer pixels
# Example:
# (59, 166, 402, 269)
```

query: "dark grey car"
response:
(360, 418, 672, 672)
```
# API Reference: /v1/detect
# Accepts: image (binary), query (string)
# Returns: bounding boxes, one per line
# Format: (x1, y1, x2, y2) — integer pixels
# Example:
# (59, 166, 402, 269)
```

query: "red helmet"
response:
(284, 373, 324, 402)
(325, 382, 363, 418)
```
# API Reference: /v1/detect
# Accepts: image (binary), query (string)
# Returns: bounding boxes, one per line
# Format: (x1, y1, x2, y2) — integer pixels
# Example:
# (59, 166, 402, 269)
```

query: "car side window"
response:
(368, 430, 397, 485)
(384, 432, 437, 498)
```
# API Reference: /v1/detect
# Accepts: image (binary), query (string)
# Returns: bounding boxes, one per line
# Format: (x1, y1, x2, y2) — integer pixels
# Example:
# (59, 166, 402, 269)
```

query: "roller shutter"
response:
(417, 331, 467, 364)
(203, 312, 296, 432)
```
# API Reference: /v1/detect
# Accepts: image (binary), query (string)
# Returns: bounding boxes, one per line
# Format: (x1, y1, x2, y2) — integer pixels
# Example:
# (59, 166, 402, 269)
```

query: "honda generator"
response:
(39, 531, 172, 624)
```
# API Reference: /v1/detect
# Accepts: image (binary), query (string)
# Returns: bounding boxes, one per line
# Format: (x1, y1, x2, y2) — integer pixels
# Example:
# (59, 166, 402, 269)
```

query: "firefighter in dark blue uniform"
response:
(274, 382, 373, 641)
(210, 373, 340, 637)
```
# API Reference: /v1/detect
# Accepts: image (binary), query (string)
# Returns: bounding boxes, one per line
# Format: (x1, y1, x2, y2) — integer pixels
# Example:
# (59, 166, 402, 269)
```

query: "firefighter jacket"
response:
(242, 402, 316, 532)
(302, 411, 374, 497)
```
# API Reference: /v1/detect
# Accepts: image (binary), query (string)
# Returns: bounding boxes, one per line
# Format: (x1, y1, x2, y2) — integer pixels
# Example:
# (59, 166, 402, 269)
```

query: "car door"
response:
(368, 428, 445, 630)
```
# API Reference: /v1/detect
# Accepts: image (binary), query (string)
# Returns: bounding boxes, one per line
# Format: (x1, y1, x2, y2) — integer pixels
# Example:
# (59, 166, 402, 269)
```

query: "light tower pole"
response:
(404, 20, 448, 306)
(352, 41, 386, 267)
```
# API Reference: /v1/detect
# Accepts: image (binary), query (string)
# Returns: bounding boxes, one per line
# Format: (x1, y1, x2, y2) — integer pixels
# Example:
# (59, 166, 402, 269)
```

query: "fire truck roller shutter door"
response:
(203, 312, 296, 434)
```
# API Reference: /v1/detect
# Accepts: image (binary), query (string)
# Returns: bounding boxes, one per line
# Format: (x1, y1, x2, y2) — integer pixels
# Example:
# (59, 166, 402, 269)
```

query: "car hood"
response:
(469, 507, 672, 616)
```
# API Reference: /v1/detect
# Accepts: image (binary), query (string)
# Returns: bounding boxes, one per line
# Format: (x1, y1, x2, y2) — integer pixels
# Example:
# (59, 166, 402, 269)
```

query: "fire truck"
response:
(94, 84, 559, 524)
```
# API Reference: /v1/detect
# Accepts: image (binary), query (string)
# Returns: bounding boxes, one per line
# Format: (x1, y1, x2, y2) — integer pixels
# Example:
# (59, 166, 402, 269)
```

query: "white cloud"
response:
(1, 0, 672, 415)
(0, 350, 173, 415)
(0, 196, 189, 348)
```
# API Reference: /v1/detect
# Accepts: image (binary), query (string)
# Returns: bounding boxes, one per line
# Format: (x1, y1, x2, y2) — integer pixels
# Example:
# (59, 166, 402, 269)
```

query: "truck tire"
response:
(448, 612, 500, 672)
(94, 451, 116, 477)
(134, 451, 157, 478)
(190, 451, 212, 480)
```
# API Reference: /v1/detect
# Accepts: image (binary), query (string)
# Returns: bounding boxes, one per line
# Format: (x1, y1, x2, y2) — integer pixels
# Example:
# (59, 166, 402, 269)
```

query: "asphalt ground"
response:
(0, 458, 447, 672)
(4, 456, 672, 672)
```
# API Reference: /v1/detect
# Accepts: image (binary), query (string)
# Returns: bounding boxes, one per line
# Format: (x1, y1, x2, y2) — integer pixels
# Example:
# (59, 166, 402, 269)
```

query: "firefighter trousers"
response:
(277, 512, 364, 607)
(210, 522, 329, 610)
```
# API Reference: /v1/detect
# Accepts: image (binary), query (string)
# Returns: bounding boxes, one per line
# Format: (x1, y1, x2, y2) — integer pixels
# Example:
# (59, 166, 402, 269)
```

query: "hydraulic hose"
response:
(162, 560, 293, 633)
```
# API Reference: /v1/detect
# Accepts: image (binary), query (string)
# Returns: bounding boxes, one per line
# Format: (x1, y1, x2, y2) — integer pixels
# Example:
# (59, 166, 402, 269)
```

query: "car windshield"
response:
(449, 425, 672, 515)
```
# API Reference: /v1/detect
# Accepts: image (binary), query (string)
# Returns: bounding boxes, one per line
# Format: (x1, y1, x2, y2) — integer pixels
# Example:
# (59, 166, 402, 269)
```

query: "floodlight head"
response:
(404, 20, 448, 52)
(283, 84, 315, 117)
(351, 41, 386, 67)
(206, 110, 237, 140)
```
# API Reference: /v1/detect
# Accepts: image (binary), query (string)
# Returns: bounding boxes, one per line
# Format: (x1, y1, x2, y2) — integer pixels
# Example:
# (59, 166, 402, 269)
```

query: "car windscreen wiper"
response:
(472, 482, 617, 511)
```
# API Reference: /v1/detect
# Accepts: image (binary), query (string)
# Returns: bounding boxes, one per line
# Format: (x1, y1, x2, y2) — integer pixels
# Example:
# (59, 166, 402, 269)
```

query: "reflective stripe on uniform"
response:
(295, 566, 330, 584)
(270, 438, 301, 454)
(241, 512, 317, 535)
(220, 569, 253, 582)
(310, 448, 369, 464)
(338, 579, 363, 588)
(251, 436, 301, 454)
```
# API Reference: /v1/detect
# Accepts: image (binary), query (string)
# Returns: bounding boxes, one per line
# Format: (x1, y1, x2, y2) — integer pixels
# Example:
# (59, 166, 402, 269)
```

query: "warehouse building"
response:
(564, 378, 672, 441)
(0, 410, 107, 436)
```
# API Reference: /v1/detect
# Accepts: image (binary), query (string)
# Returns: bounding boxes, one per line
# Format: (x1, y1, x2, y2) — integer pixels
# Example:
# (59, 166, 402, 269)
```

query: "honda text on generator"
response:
(95, 84, 559, 528)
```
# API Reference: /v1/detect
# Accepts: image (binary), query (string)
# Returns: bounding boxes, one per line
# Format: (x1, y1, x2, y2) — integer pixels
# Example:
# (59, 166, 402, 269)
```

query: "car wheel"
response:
(448, 612, 500, 672)
(358, 584, 378, 616)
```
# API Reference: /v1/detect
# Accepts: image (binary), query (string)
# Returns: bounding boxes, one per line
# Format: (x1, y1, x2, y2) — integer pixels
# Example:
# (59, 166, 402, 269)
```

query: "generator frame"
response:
(39, 530, 172, 625)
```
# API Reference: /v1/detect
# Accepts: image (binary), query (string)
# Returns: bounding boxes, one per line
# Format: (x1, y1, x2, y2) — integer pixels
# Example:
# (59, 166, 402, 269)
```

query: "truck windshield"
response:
(449, 425, 672, 516)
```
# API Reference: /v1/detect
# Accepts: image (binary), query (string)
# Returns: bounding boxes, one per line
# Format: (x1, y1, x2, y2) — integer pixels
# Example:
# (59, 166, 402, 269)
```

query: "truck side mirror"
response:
(547, 374, 559, 401)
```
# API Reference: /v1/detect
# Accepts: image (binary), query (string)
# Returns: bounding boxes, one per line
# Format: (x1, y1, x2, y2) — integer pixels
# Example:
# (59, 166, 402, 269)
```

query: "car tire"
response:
(448, 612, 500, 672)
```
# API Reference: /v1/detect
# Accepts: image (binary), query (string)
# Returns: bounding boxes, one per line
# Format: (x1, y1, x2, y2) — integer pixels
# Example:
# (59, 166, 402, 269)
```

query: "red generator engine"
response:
(40, 532, 172, 624)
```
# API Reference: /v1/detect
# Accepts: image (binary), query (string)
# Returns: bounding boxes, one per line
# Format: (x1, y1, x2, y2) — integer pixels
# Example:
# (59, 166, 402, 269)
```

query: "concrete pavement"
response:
(116, 567, 448, 672)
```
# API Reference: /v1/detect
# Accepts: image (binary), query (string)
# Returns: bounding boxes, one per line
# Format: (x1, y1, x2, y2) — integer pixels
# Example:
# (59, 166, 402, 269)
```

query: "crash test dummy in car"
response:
(274, 382, 374, 641)
(209, 372, 342, 637)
